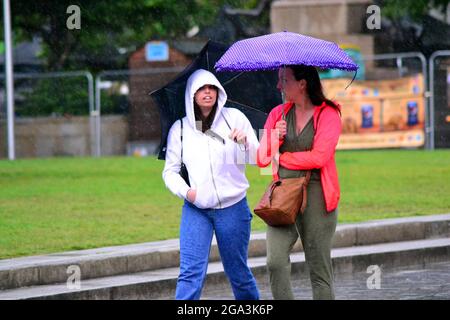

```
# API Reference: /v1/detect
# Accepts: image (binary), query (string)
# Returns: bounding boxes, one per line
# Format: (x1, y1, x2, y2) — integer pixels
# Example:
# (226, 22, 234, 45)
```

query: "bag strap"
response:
(180, 119, 184, 162)
(299, 107, 326, 213)
(314, 107, 325, 134)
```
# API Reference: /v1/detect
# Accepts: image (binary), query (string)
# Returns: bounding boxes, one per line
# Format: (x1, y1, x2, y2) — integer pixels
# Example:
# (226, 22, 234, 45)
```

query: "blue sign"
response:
(145, 41, 169, 62)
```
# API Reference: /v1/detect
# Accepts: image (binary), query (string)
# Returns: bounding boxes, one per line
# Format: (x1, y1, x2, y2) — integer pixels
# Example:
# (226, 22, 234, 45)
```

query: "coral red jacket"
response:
(256, 101, 342, 212)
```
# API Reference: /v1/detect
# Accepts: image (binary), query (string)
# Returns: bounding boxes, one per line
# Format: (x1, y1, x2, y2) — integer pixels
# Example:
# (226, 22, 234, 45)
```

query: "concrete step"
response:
(0, 237, 449, 300)
(1, 213, 449, 291)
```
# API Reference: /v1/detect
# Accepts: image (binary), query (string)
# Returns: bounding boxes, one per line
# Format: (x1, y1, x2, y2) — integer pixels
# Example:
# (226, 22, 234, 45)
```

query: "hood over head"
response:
(185, 69, 227, 131)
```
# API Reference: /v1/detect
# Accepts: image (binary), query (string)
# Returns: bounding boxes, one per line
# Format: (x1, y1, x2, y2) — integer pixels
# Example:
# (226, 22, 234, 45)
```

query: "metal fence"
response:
(0, 71, 95, 158)
(429, 51, 450, 150)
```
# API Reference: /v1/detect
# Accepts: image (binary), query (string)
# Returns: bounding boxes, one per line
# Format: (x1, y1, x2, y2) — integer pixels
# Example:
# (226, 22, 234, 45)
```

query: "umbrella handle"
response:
(281, 65, 286, 120)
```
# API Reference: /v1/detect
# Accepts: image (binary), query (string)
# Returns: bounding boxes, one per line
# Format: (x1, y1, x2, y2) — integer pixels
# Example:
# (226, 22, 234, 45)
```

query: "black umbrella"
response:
(150, 40, 282, 160)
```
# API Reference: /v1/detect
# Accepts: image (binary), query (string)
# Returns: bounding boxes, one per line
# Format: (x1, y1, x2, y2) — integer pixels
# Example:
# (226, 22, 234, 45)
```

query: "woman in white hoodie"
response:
(162, 69, 260, 300)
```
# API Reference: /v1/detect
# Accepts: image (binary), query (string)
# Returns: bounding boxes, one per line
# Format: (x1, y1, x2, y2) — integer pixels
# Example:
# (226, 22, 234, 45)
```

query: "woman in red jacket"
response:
(257, 65, 341, 300)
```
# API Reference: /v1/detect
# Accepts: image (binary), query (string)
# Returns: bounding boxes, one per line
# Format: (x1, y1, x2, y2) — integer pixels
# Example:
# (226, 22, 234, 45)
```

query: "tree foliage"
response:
(0, 1, 261, 116)
(382, 0, 450, 20)
(1, 0, 256, 71)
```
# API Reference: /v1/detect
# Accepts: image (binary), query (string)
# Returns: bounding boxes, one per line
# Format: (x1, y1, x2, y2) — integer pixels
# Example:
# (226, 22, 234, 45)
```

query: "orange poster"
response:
(322, 74, 425, 149)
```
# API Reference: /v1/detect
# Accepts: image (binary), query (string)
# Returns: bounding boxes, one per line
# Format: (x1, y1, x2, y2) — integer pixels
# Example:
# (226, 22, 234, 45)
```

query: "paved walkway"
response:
(1, 214, 448, 300)
(199, 261, 450, 300)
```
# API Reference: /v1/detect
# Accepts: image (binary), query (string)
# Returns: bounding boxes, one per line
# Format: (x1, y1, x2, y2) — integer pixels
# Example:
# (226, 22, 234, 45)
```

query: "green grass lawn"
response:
(1, 150, 449, 259)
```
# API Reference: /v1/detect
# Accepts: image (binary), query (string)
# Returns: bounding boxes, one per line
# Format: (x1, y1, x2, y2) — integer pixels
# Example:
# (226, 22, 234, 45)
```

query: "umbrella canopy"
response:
(150, 40, 282, 160)
(214, 31, 359, 72)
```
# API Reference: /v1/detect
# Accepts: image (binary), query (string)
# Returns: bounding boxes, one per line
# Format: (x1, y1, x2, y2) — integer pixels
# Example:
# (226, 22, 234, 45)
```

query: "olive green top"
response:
(278, 106, 321, 180)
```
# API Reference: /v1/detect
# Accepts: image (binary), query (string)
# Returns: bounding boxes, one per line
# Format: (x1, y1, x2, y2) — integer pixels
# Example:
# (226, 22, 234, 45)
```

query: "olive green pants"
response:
(266, 181, 337, 300)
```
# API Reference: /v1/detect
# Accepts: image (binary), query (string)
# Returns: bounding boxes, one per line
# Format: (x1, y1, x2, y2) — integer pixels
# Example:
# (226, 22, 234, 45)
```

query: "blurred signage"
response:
(322, 74, 425, 149)
(145, 41, 169, 62)
(320, 44, 365, 80)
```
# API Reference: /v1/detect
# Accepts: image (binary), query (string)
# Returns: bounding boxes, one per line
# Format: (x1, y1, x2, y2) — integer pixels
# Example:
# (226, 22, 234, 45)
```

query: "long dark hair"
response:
(194, 102, 217, 132)
(193, 85, 219, 132)
(288, 65, 340, 114)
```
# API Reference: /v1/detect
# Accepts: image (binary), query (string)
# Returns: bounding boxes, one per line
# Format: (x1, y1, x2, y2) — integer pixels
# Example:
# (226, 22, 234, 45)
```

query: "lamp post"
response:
(3, 0, 15, 160)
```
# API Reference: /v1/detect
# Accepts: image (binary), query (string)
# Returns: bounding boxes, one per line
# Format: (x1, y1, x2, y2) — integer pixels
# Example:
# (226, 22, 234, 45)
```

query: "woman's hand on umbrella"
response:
(187, 189, 196, 203)
(229, 128, 247, 145)
(275, 120, 287, 139)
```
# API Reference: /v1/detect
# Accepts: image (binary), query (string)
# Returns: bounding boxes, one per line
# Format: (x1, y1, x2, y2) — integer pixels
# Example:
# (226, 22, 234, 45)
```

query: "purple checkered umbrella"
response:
(215, 31, 358, 72)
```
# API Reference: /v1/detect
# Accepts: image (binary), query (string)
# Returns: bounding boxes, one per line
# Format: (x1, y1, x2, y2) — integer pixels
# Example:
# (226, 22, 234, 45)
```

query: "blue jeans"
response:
(176, 197, 260, 300)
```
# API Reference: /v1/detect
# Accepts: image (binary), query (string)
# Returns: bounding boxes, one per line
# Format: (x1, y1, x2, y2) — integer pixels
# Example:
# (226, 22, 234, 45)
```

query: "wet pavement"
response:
(200, 260, 450, 300)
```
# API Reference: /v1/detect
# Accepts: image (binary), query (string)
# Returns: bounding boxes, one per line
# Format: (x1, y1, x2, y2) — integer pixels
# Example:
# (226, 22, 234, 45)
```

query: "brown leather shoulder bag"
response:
(254, 170, 311, 226)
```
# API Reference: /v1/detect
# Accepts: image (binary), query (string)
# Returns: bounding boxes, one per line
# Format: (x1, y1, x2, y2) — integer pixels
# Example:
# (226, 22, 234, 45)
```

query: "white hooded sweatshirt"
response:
(162, 69, 259, 209)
